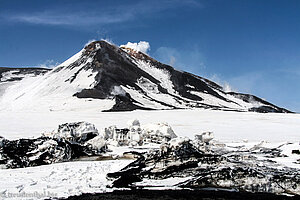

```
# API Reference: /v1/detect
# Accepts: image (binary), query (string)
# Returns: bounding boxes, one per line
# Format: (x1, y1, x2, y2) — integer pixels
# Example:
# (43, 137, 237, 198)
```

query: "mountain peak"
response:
(83, 40, 152, 63)
(84, 40, 111, 50)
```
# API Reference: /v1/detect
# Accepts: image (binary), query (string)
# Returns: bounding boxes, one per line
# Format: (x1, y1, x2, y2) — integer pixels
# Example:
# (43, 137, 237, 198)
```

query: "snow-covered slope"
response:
(0, 41, 291, 113)
(0, 67, 49, 99)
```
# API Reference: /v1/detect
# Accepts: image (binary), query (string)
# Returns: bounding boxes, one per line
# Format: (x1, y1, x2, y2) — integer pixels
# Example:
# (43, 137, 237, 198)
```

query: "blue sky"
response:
(0, 0, 300, 112)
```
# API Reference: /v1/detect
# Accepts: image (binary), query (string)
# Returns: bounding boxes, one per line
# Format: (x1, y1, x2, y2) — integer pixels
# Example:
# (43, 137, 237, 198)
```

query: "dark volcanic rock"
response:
(104, 94, 153, 112)
(107, 138, 300, 196)
(107, 138, 219, 188)
(249, 105, 290, 113)
(65, 189, 299, 200)
(292, 150, 300, 155)
(55, 121, 99, 144)
(0, 136, 107, 169)
(0, 137, 72, 168)
(0, 122, 106, 169)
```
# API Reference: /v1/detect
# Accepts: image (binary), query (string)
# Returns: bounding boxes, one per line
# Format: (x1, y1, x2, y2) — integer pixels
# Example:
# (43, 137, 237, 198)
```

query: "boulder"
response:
(142, 122, 177, 144)
(0, 137, 72, 168)
(85, 135, 107, 153)
(44, 121, 98, 144)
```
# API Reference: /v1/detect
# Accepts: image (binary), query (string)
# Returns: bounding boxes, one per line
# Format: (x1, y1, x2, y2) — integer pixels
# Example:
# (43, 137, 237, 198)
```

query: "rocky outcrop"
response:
(0, 122, 106, 169)
(142, 122, 177, 144)
(0, 120, 178, 168)
(107, 137, 300, 196)
(0, 135, 108, 169)
(0, 137, 72, 168)
(43, 122, 99, 144)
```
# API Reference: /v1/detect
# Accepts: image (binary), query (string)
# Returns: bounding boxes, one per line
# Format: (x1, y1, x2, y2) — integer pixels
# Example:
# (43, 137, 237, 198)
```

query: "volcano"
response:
(0, 41, 291, 113)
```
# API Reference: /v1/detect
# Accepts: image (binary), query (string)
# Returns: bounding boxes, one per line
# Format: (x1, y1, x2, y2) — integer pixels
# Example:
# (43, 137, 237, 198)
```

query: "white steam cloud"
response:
(210, 74, 235, 93)
(120, 41, 150, 54)
(223, 82, 233, 92)
(39, 59, 59, 68)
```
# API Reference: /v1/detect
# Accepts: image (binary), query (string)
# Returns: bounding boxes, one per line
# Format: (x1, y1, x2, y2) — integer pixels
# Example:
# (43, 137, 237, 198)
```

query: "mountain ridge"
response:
(0, 40, 292, 113)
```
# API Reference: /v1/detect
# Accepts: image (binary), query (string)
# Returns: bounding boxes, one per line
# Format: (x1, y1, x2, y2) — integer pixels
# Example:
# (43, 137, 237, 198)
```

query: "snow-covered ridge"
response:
(0, 67, 49, 83)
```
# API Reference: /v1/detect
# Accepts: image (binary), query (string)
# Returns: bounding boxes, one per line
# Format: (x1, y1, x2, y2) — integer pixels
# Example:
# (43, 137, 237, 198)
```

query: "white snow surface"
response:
(133, 176, 193, 189)
(57, 48, 84, 67)
(0, 109, 299, 199)
(135, 60, 176, 95)
(0, 109, 298, 143)
(0, 160, 131, 199)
